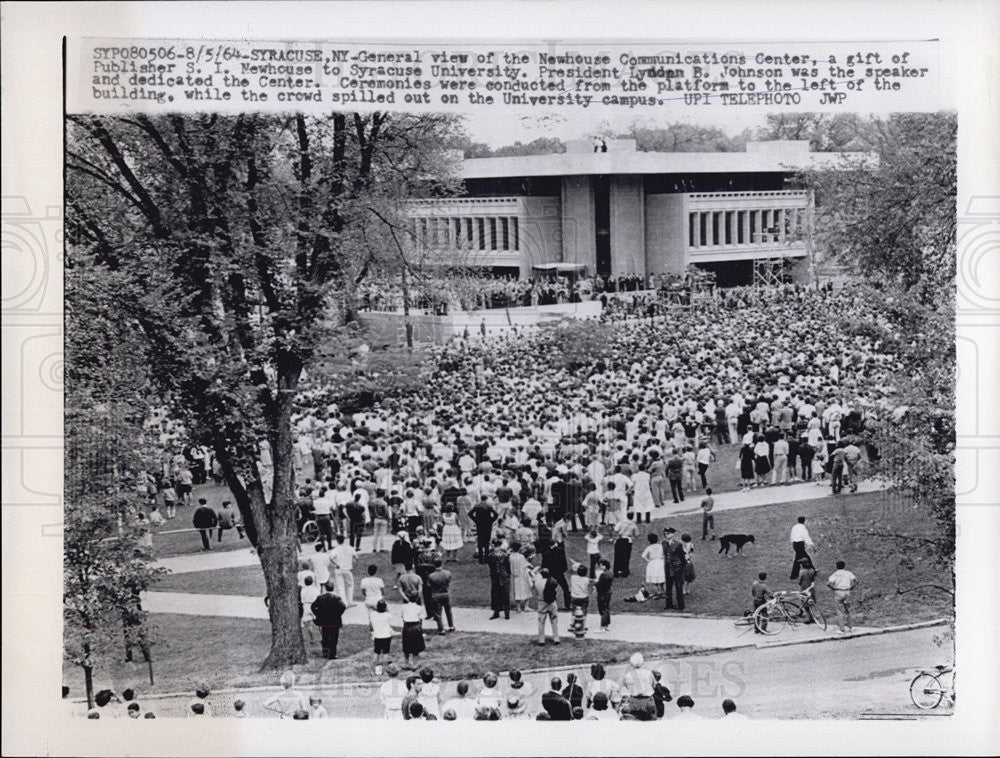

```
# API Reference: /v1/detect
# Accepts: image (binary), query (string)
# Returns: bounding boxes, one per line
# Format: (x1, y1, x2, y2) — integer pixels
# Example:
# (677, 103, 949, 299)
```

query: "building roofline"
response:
(460, 140, 875, 179)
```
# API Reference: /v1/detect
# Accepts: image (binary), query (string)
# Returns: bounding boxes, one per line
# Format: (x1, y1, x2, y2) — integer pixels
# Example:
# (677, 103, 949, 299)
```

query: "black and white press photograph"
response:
(4, 3, 999, 754)
(62, 104, 958, 721)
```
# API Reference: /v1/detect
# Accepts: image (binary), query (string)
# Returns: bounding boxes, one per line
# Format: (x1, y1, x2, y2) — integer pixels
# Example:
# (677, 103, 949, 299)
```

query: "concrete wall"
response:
(561, 176, 596, 272)
(610, 175, 645, 276)
(520, 196, 563, 277)
(644, 193, 687, 275)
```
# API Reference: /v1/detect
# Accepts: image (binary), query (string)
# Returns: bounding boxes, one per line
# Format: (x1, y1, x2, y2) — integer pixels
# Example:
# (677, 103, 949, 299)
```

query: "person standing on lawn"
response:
(594, 559, 613, 633)
(428, 558, 456, 634)
(827, 560, 858, 634)
(331, 534, 356, 606)
(398, 564, 423, 606)
(789, 516, 815, 579)
(509, 543, 534, 613)
(612, 511, 639, 578)
(344, 492, 367, 551)
(700, 488, 716, 540)
(662, 527, 687, 611)
(390, 531, 414, 589)
(696, 441, 716, 489)
(311, 486, 337, 551)
(666, 450, 685, 503)
(533, 568, 561, 645)
(310, 583, 347, 660)
(469, 498, 499, 564)
(487, 538, 512, 620)
(540, 535, 571, 611)
(192, 499, 218, 551)
(400, 598, 426, 667)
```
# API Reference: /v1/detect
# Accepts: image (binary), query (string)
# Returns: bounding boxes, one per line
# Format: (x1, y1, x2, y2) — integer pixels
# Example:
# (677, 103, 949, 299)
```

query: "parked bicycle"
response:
(752, 586, 827, 635)
(909, 665, 955, 710)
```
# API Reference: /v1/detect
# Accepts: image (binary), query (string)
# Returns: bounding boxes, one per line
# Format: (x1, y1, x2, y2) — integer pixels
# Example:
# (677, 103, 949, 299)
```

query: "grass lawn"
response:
(149, 482, 251, 559)
(154, 490, 953, 628)
(63, 613, 702, 703)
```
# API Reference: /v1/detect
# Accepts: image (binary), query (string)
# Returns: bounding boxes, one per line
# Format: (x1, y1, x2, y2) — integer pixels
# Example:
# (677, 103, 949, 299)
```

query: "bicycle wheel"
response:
(301, 520, 319, 544)
(808, 602, 827, 631)
(753, 604, 787, 635)
(910, 672, 944, 709)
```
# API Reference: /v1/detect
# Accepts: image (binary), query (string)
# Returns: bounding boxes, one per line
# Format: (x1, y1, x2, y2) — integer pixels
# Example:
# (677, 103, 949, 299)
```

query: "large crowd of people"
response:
(115, 282, 898, 718)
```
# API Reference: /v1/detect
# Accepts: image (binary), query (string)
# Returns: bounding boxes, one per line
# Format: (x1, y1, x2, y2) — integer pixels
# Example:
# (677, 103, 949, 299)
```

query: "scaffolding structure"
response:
(752, 257, 788, 288)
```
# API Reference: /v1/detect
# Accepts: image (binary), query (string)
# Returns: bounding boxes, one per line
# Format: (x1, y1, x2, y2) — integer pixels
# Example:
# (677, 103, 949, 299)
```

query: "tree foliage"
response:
(66, 111, 462, 669)
(800, 112, 957, 296)
(65, 266, 165, 706)
(803, 113, 957, 593)
(625, 122, 747, 153)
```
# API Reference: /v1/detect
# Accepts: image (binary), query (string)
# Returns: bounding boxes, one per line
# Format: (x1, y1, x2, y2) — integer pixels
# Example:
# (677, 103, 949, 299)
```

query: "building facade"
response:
(406, 139, 873, 286)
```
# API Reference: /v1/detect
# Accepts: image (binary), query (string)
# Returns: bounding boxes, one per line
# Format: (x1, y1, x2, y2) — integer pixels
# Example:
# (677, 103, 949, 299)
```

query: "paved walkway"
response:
(153, 479, 883, 576)
(143, 590, 867, 649)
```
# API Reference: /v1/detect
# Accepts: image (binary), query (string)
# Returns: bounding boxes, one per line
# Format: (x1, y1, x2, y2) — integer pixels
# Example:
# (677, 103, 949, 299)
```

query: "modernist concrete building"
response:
(406, 138, 873, 286)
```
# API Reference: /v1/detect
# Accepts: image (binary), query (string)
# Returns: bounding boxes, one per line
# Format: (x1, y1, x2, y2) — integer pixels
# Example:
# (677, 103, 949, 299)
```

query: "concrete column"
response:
(742, 210, 750, 247)
(561, 177, 596, 272)
(610, 175, 645, 276)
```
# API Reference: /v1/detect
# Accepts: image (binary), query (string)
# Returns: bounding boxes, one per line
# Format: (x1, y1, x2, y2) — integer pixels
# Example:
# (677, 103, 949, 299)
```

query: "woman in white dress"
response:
(631, 469, 655, 524)
(640, 533, 665, 595)
(509, 547, 533, 612)
(440, 507, 463, 561)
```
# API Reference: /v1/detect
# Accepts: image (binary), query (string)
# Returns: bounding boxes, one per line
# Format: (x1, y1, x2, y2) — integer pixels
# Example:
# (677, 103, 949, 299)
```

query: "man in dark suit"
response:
(549, 474, 570, 525)
(541, 677, 573, 721)
(663, 528, 687, 611)
(469, 499, 498, 564)
(311, 583, 347, 659)
(565, 473, 585, 532)
(192, 499, 219, 550)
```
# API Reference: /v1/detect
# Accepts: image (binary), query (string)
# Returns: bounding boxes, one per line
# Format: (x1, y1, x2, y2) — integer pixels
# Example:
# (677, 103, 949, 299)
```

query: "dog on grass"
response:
(718, 534, 755, 557)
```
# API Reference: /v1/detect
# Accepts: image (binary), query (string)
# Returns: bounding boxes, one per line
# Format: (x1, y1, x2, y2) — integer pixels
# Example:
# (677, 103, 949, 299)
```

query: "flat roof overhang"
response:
(460, 151, 874, 180)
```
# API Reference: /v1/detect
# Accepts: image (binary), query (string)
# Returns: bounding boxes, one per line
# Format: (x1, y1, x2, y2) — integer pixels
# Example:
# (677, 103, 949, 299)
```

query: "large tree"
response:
(66, 111, 462, 668)
(801, 112, 957, 602)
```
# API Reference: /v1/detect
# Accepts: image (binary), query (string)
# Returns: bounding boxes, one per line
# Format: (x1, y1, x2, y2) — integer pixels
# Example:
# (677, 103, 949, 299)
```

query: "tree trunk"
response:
(256, 358, 306, 670)
(83, 656, 94, 710)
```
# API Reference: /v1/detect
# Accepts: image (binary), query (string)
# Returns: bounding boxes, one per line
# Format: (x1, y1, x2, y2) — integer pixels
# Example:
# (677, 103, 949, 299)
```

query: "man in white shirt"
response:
(789, 516, 815, 580)
(826, 560, 858, 634)
(308, 543, 334, 588)
(771, 434, 790, 485)
(311, 488, 337, 550)
(331, 535, 357, 605)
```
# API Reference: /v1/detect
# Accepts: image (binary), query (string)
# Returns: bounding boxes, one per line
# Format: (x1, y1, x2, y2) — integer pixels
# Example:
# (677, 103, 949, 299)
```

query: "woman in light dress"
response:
(440, 507, 463, 562)
(509, 545, 534, 612)
(641, 533, 665, 595)
(631, 469, 655, 524)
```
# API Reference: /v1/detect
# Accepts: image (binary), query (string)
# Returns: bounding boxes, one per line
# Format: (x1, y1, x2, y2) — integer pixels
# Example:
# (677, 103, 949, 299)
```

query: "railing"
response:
(686, 190, 808, 201)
